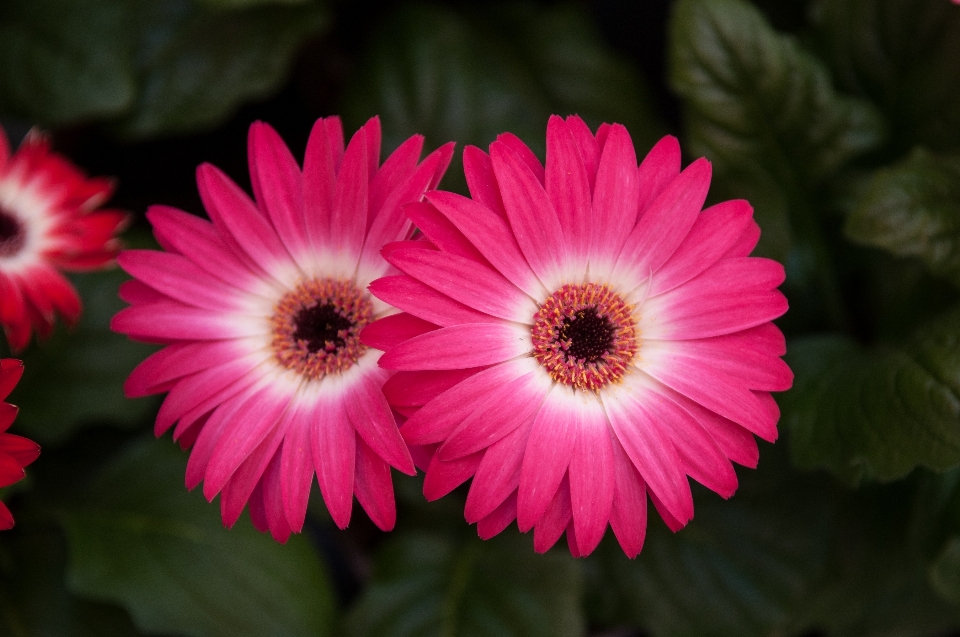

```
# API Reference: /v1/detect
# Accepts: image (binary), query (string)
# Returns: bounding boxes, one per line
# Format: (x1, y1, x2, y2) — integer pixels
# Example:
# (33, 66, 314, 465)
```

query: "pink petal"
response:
(533, 475, 572, 554)
(565, 115, 600, 194)
(545, 115, 591, 259)
(438, 369, 546, 460)
(641, 350, 779, 442)
(124, 340, 241, 398)
(260, 451, 293, 542)
(465, 421, 534, 523)
(590, 124, 640, 260)
(609, 436, 647, 558)
(422, 449, 483, 501)
(425, 190, 544, 299)
(331, 126, 369, 261)
(476, 491, 517, 540)
(635, 135, 681, 218)
(378, 322, 529, 371)
(203, 386, 289, 501)
(400, 360, 531, 445)
(490, 141, 567, 288)
(569, 413, 615, 556)
(496, 132, 545, 184)
(463, 145, 507, 219)
(516, 385, 580, 532)
(303, 117, 338, 250)
(405, 201, 489, 265)
(382, 367, 484, 408)
(185, 394, 243, 490)
(369, 134, 424, 225)
(354, 435, 397, 531)
(311, 396, 356, 529)
(118, 250, 241, 311)
(666, 389, 760, 468)
(344, 373, 415, 475)
(111, 301, 256, 342)
(196, 163, 290, 271)
(369, 275, 498, 326)
(146, 205, 258, 289)
(360, 313, 438, 352)
(649, 488, 686, 533)
(650, 199, 755, 296)
(612, 158, 712, 282)
(363, 116, 382, 188)
(248, 122, 309, 259)
(603, 383, 694, 528)
(726, 220, 762, 258)
(220, 424, 285, 527)
(385, 246, 536, 322)
(156, 357, 260, 438)
(280, 406, 315, 532)
(358, 143, 456, 282)
(645, 330, 793, 392)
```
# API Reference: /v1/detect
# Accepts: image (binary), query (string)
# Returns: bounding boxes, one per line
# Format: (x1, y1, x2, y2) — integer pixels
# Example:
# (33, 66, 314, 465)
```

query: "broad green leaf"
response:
(812, 0, 960, 152)
(342, 2, 662, 190)
(8, 268, 159, 445)
(847, 149, 960, 289)
(586, 447, 958, 637)
(668, 0, 884, 263)
(783, 306, 960, 485)
(343, 530, 583, 637)
(586, 446, 836, 637)
(0, 0, 327, 137)
(59, 436, 336, 637)
(114, 0, 327, 138)
(0, 0, 135, 125)
(0, 522, 144, 637)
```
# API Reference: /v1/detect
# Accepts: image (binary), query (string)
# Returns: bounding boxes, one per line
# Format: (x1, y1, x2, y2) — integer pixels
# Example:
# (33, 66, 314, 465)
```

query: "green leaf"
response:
(0, 0, 135, 125)
(58, 436, 336, 637)
(812, 0, 960, 152)
(586, 446, 836, 637)
(931, 536, 960, 606)
(668, 0, 884, 261)
(343, 530, 583, 637)
(0, 0, 327, 137)
(783, 306, 960, 485)
(847, 148, 960, 289)
(342, 3, 662, 192)
(0, 522, 145, 637)
(8, 268, 159, 445)
(113, 0, 327, 138)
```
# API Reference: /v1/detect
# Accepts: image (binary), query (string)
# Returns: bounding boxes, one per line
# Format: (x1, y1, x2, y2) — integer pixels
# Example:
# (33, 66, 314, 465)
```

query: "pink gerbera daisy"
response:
(0, 128, 127, 351)
(112, 116, 453, 541)
(363, 115, 792, 557)
(0, 359, 41, 530)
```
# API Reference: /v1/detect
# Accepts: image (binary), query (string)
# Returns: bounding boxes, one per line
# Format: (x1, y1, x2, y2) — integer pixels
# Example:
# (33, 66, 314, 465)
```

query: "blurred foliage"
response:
(58, 437, 336, 637)
(3, 0, 960, 635)
(344, 530, 583, 637)
(0, 0, 328, 137)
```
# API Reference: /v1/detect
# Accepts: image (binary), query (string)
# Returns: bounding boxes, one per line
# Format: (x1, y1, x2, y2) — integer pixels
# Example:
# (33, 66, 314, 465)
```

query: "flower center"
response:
(0, 207, 25, 258)
(531, 283, 638, 391)
(271, 278, 373, 380)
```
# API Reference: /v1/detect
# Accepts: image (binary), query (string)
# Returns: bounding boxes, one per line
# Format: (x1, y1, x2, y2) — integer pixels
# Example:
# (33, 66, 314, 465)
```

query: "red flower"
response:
(0, 359, 40, 530)
(0, 128, 128, 351)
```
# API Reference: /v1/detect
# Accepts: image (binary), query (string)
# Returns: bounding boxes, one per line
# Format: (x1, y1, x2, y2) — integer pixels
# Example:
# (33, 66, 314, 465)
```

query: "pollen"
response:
(531, 282, 638, 391)
(271, 278, 373, 380)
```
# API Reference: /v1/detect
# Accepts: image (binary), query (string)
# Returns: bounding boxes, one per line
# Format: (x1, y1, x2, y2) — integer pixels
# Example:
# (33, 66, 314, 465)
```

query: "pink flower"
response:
(0, 359, 41, 530)
(364, 115, 791, 557)
(112, 117, 453, 541)
(0, 128, 128, 351)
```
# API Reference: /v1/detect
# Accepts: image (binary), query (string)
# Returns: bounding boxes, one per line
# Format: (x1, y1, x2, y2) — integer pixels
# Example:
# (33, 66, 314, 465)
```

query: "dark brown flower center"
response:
(0, 207, 25, 258)
(532, 283, 638, 391)
(272, 279, 373, 380)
